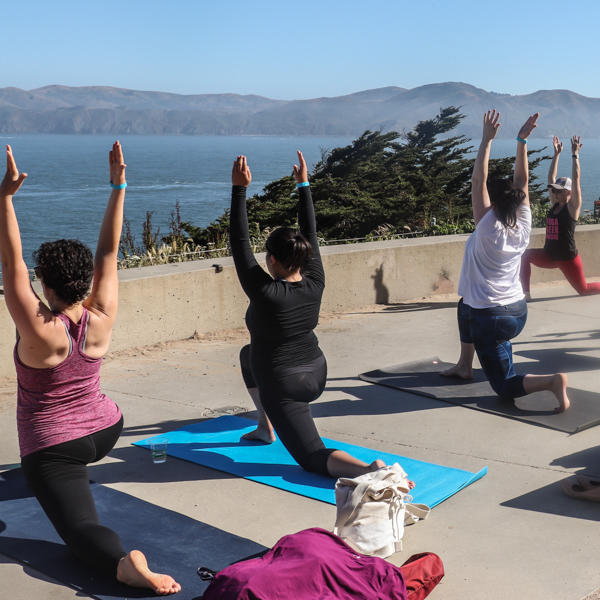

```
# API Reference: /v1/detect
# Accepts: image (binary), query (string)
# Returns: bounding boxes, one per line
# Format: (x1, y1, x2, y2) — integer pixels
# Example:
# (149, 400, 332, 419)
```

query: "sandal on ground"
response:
(561, 476, 600, 502)
(573, 475, 600, 490)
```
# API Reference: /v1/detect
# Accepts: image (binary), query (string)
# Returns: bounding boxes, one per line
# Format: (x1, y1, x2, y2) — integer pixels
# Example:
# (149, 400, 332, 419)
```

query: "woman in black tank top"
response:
(520, 135, 600, 297)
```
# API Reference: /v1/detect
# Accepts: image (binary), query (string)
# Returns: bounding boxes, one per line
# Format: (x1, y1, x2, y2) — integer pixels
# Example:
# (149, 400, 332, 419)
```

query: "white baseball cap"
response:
(548, 176, 572, 191)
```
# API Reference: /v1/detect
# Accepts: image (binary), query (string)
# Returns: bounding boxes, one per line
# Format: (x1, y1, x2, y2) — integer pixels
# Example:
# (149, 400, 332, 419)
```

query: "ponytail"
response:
(487, 178, 526, 229)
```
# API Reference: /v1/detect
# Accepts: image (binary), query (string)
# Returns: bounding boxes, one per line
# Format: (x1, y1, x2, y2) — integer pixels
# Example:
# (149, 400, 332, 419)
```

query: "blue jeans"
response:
(457, 298, 527, 399)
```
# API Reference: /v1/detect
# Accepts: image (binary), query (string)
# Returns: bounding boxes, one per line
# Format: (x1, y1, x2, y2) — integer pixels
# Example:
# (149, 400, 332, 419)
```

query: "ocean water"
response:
(1, 134, 599, 268)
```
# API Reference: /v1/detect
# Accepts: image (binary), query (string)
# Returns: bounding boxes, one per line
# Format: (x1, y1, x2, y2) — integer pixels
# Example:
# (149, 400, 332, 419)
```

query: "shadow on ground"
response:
(551, 445, 600, 476)
(0, 469, 265, 600)
(346, 301, 458, 315)
(501, 445, 600, 522)
(347, 294, 579, 315)
(500, 480, 600, 522)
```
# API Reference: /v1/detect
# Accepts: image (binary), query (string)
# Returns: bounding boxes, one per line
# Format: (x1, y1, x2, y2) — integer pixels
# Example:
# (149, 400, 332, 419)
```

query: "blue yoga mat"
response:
(134, 415, 487, 506)
(0, 467, 266, 600)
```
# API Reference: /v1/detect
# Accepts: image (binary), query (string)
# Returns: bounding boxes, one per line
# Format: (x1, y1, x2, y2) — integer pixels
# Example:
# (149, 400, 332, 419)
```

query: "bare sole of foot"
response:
(440, 364, 473, 380)
(552, 373, 570, 413)
(241, 427, 276, 444)
(117, 550, 181, 595)
(368, 460, 415, 488)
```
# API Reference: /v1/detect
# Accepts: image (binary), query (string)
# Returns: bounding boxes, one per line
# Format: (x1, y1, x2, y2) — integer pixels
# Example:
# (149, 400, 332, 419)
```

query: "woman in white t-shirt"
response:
(442, 110, 569, 412)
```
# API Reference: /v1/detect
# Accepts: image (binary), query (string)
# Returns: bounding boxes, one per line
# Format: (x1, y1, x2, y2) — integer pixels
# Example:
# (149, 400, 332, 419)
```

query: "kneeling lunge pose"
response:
(230, 152, 410, 481)
(520, 135, 600, 298)
(442, 111, 569, 412)
(0, 143, 180, 595)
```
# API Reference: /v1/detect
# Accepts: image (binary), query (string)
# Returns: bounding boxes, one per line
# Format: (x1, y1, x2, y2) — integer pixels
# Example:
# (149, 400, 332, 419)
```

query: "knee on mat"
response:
(577, 287, 597, 296)
(66, 523, 124, 566)
(487, 377, 511, 400)
(489, 378, 523, 401)
(297, 448, 333, 476)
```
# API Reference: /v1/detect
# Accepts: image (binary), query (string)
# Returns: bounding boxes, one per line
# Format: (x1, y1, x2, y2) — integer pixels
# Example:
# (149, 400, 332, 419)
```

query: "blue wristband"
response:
(110, 181, 127, 190)
(516, 136, 527, 144)
(296, 181, 310, 188)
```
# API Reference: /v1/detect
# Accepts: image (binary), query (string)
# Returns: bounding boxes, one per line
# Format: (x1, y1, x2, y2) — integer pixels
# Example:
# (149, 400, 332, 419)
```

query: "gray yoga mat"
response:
(0, 468, 266, 600)
(360, 357, 600, 433)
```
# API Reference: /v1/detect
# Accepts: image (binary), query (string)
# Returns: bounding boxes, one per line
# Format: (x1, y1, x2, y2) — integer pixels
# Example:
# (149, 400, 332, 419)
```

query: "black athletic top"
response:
(230, 185, 325, 370)
(544, 202, 578, 261)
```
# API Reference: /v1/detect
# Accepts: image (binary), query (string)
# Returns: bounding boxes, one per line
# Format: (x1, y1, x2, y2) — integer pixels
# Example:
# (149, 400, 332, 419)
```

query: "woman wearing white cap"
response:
(520, 135, 600, 298)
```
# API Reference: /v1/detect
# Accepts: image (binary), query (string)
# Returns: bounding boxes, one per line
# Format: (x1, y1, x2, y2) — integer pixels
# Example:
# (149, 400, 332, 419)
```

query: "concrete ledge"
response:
(1, 224, 599, 378)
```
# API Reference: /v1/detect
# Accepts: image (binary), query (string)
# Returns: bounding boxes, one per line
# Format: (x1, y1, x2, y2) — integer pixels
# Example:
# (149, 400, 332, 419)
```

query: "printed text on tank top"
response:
(544, 202, 578, 261)
(546, 204, 562, 241)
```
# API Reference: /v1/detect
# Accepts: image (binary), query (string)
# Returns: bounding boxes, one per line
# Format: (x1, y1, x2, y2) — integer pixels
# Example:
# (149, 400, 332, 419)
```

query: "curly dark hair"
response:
(33, 239, 94, 305)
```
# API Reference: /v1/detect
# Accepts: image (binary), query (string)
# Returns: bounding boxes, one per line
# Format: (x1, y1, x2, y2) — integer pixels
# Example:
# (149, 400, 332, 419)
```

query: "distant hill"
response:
(1, 82, 599, 138)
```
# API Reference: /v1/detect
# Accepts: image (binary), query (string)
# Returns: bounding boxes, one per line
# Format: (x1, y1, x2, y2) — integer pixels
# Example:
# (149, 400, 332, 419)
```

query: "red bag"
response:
(400, 552, 445, 600)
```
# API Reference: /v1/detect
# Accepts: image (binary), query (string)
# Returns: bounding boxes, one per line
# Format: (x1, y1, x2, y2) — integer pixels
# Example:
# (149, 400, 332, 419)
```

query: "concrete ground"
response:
(1, 281, 599, 599)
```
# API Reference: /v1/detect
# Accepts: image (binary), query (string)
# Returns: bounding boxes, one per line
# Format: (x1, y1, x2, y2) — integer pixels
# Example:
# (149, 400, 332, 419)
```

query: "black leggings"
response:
(240, 345, 335, 476)
(21, 416, 126, 575)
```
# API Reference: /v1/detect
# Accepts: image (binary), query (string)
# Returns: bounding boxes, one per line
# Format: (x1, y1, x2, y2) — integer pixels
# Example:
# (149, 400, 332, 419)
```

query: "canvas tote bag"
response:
(333, 463, 430, 558)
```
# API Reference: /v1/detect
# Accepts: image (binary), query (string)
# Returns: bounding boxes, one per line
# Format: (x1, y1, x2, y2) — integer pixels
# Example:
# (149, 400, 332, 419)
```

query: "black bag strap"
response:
(197, 549, 269, 582)
(197, 567, 218, 581)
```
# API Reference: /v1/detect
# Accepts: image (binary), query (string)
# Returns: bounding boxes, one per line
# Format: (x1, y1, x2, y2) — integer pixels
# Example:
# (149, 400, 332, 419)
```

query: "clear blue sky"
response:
(3, 0, 599, 99)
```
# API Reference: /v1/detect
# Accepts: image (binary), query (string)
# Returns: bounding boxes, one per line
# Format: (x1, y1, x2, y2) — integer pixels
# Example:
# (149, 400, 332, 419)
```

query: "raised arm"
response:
(547, 136, 562, 186)
(84, 141, 126, 326)
(471, 110, 499, 224)
(513, 113, 539, 203)
(294, 150, 324, 284)
(229, 155, 271, 298)
(0, 146, 57, 339)
(569, 135, 582, 220)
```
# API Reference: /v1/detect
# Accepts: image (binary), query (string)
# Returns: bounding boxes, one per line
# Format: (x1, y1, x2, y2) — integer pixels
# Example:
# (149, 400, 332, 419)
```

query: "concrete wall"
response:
(1, 224, 599, 378)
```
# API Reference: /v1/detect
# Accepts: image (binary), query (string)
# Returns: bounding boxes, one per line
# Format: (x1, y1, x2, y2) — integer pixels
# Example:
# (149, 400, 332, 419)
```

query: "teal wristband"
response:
(110, 181, 127, 190)
(516, 136, 527, 144)
(296, 181, 310, 188)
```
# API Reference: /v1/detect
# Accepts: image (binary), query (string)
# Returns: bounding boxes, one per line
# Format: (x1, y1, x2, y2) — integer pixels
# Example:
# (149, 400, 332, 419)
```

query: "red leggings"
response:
(520, 249, 600, 295)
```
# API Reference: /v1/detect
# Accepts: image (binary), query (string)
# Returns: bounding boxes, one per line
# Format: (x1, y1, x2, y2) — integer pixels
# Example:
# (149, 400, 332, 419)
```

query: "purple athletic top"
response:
(15, 307, 122, 458)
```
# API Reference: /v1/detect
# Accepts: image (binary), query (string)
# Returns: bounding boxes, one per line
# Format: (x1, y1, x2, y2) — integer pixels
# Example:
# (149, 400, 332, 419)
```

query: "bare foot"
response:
(367, 460, 414, 488)
(551, 373, 570, 413)
(117, 550, 181, 595)
(369, 459, 386, 472)
(241, 426, 276, 444)
(440, 364, 473, 380)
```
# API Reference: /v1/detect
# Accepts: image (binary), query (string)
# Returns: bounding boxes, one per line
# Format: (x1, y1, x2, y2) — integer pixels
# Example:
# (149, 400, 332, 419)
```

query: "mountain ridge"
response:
(1, 82, 599, 138)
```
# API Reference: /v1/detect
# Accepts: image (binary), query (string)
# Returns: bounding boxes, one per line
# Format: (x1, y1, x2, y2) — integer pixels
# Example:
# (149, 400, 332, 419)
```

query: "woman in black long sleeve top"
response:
(230, 153, 387, 478)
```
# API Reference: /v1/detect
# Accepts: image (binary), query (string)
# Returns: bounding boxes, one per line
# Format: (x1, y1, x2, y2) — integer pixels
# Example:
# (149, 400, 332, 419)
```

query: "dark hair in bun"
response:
(265, 227, 312, 272)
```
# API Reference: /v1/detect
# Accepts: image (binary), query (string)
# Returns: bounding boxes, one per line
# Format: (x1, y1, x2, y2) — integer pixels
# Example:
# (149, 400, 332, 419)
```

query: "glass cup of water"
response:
(150, 440, 168, 464)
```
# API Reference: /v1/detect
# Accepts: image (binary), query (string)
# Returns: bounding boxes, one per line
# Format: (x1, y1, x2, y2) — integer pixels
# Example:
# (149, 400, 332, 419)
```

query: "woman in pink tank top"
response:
(0, 143, 180, 595)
